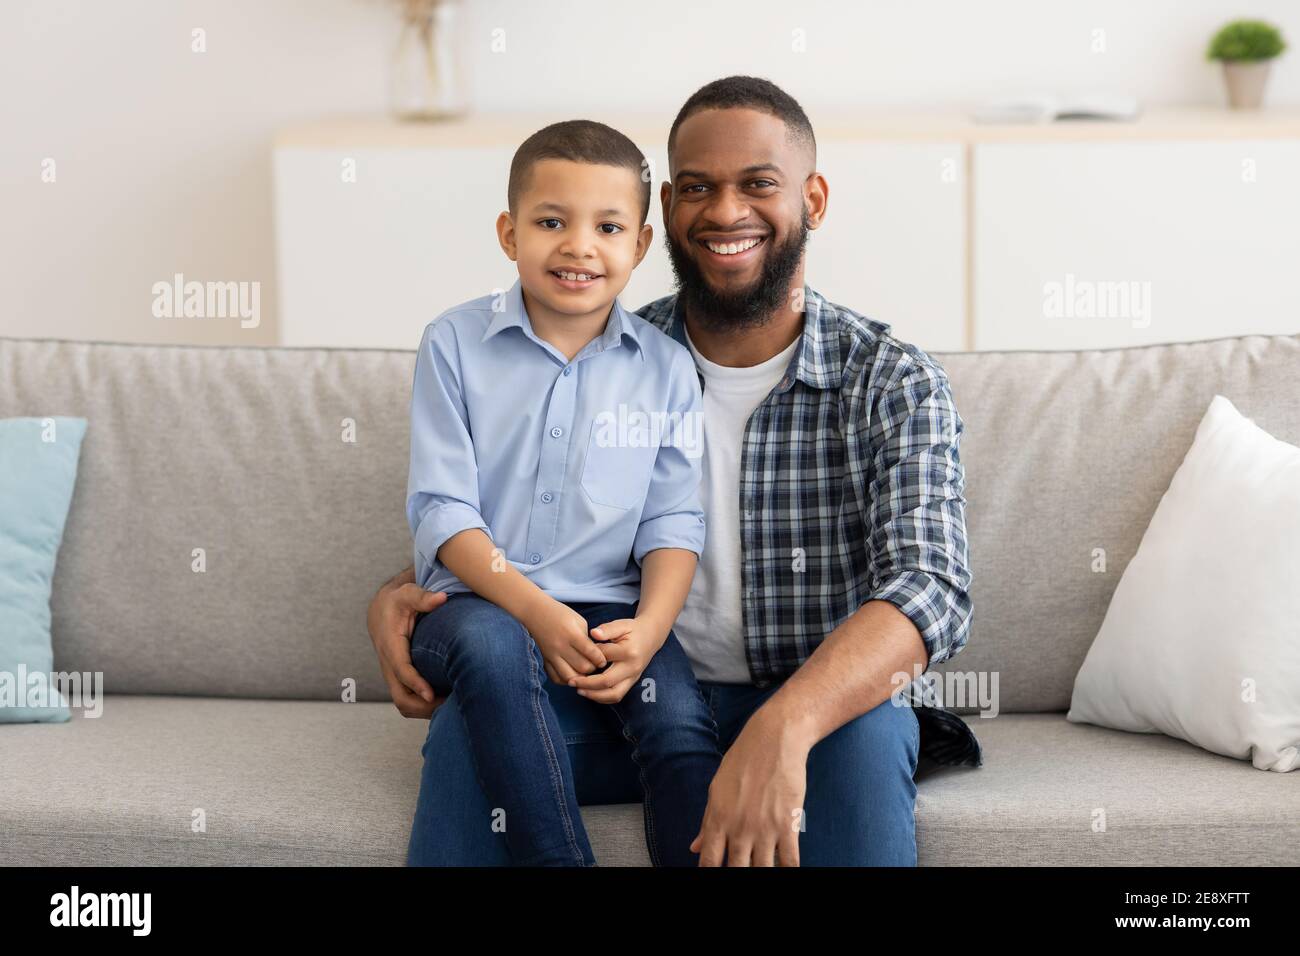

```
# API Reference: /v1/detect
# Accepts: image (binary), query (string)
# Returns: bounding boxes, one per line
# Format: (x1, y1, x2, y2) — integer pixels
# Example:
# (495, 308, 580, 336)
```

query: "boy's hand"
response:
(521, 597, 608, 686)
(567, 617, 669, 704)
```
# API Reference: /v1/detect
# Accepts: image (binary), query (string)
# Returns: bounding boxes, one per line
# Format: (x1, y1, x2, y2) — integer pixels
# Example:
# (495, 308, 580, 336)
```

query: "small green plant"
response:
(1207, 20, 1287, 62)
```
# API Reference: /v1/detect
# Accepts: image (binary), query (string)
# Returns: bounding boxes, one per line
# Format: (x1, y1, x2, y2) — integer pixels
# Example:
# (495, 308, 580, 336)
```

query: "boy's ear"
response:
(632, 223, 653, 269)
(496, 211, 518, 261)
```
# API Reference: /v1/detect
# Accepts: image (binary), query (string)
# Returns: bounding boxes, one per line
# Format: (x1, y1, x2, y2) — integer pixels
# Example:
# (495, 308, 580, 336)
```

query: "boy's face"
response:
(498, 159, 652, 318)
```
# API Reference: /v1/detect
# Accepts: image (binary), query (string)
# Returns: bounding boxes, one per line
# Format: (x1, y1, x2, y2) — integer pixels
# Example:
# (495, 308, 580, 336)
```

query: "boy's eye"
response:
(598, 223, 623, 235)
(537, 218, 563, 229)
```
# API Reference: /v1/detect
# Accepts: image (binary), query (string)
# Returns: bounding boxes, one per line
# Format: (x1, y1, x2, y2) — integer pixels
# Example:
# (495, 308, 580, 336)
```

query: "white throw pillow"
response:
(1067, 394, 1300, 771)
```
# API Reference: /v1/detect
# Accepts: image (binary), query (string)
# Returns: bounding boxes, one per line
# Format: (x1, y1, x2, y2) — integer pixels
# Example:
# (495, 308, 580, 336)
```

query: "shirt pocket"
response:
(580, 419, 658, 511)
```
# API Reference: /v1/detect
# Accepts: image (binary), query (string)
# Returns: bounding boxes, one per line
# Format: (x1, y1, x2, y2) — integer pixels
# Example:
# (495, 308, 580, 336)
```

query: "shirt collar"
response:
(662, 283, 840, 390)
(482, 278, 644, 362)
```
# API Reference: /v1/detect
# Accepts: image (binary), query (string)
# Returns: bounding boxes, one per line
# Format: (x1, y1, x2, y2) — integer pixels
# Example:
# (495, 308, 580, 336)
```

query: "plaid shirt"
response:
(636, 286, 981, 767)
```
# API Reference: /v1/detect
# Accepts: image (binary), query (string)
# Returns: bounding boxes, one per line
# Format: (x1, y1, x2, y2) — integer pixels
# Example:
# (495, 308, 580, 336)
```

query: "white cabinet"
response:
(274, 142, 673, 351)
(273, 118, 967, 352)
(273, 109, 1300, 353)
(974, 140, 1300, 351)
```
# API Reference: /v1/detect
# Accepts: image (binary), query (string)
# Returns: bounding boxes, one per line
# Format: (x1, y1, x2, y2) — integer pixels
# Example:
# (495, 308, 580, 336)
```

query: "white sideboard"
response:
(273, 108, 1300, 353)
(975, 138, 1300, 350)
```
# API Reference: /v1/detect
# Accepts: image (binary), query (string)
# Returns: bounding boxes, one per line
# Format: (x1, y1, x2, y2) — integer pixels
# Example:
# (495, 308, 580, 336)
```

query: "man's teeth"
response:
(556, 271, 597, 281)
(704, 237, 763, 255)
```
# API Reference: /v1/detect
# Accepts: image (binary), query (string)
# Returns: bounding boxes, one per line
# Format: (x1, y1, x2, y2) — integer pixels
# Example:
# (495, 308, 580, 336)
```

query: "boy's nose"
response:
(558, 237, 598, 259)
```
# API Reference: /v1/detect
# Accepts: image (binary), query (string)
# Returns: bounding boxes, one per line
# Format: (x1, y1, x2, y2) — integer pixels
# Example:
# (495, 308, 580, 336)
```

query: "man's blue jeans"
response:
(407, 593, 722, 866)
(406, 598, 921, 867)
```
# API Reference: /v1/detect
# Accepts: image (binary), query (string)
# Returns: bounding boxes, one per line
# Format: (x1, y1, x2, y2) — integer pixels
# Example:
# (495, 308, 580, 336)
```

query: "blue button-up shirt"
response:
(408, 279, 706, 604)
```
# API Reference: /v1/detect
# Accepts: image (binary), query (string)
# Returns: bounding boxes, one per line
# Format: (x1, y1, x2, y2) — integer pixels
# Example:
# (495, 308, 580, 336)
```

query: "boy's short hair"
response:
(507, 120, 651, 225)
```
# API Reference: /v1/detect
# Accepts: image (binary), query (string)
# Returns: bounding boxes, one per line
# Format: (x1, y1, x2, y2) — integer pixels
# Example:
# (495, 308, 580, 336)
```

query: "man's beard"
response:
(665, 212, 810, 332)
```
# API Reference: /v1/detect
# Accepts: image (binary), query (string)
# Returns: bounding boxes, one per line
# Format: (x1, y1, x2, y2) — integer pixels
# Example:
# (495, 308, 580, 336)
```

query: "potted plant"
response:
(1207, 19, 1287, 109)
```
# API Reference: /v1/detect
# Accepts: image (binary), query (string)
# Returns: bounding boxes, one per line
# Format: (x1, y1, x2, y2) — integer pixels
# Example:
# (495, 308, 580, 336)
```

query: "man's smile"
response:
(694, 233, 768, 268)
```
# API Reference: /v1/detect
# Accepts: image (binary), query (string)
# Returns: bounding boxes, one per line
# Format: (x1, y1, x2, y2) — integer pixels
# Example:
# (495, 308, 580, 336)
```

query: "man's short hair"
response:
(507, 120, 651, 224)
(668, 75, 816, 161)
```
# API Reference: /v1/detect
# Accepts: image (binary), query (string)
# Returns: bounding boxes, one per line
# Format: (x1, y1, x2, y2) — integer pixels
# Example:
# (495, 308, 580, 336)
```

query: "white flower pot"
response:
(1221, 60, 1272, 109)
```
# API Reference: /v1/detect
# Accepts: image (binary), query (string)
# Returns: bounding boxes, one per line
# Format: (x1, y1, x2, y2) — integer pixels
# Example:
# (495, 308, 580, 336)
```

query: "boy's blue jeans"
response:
(406, 594, 922, 867)
(407, 592, 722, 866)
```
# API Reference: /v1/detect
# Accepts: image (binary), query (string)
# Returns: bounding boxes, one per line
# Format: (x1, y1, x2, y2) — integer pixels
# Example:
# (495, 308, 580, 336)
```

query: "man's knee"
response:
(798, 701, 919, 866)
(812, 698, 918, 775)
(804, 699, 919, 816)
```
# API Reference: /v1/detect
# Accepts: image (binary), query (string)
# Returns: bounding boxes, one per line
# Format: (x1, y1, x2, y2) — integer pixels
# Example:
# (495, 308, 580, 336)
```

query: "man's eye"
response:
(749, 179, 776, 189)
(538, 218, 563, 229)
(598, 223, 623, 235)
(682, 183, 708, 194)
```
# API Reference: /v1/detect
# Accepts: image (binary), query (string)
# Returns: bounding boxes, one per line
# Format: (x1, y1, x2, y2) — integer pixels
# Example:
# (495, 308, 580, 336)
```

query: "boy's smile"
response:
(548, 268, 603, 292)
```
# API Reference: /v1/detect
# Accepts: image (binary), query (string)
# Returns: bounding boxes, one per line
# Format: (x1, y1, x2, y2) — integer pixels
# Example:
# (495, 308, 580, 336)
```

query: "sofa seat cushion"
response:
(0, 696, 429, 865)
(2, 698, 1294, 866)
(917, 713, 1300, 865)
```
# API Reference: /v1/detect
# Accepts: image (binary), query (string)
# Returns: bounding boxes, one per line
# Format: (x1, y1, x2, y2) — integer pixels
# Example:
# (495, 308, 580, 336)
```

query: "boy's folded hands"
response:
(568, 616, 667, 705)
(519, 596, 665, 704)
(521, 597, 609, 687)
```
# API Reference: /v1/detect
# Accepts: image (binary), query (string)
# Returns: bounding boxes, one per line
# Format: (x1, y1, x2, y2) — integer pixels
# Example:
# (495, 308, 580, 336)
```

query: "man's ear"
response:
(804, 172, 829, 231)
(659, 180, 671, 227)
(632, 223, 653, 269)
(496, 211, 518, 260)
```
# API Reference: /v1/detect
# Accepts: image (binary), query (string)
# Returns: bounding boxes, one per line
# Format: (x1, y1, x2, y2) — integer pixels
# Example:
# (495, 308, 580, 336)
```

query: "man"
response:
(369, 76, 979, 866)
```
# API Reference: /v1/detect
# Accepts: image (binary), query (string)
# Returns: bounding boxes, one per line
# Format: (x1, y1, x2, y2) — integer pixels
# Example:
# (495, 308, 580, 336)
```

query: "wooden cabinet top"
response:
(275, 106, 1300, 149)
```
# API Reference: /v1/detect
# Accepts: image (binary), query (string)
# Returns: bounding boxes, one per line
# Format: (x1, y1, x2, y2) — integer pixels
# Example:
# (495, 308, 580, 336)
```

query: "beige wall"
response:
(3, 0, 1298, 346)
(3, 0, 393, 347)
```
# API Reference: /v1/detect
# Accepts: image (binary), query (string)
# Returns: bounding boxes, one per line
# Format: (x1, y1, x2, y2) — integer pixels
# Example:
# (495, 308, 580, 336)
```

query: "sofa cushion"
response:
(0, 338, 416, 702)
(3, 333, 1300, 710)
(1, 697, 1294, 866)
(0, 416, 87, 723)
(1067, 394, 1300, 772)
(933, 333, 1300, 712)
(0, 696, 426, 866)
(916, 713, 1300, 865)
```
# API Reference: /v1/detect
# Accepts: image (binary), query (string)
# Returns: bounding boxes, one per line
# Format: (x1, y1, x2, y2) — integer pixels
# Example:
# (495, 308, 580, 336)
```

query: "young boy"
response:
(405, 120, 720, 866)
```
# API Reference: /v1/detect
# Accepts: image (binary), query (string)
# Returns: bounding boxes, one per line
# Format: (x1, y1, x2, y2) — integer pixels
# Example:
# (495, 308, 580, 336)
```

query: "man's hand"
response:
(520, 596, 608, 687)
(566, 617, 668, 704)
(367, 571, 447, 719)
(690, 707, 810, 867)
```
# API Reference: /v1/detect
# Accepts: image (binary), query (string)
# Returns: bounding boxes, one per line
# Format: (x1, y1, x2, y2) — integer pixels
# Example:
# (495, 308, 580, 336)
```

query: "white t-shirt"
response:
(673, 324, 802, 684)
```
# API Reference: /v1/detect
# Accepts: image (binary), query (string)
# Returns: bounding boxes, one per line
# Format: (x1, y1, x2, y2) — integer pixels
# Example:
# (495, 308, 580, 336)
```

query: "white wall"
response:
(4, 0, 1299, 346)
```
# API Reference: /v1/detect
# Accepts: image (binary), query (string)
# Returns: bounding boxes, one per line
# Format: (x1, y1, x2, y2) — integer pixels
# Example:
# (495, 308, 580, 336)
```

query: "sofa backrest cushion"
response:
(933, 333, 1300, 711)
(3, 332, 1298, 709)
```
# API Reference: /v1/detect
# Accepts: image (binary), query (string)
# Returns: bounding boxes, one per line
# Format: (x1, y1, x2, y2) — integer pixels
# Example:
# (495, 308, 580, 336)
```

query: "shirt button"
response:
(540, 492, 553, 503)
(530, 553, 541, 564)
(563, 367, 572, 376)
(550, 426, 563, 438)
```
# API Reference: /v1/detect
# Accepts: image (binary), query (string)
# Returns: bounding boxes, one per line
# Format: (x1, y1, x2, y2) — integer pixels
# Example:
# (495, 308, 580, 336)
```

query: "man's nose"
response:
(703, 185, 752, 227)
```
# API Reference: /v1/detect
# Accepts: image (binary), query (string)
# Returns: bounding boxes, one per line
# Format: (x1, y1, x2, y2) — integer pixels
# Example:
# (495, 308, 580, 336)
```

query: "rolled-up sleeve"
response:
(407, 319, 491, 586)
(632, 347, 706, 565)
(862, 355, 972, 668)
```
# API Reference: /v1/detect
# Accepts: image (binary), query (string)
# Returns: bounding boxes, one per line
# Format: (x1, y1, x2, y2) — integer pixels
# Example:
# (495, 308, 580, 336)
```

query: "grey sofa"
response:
(2, 330, 1298, 866)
